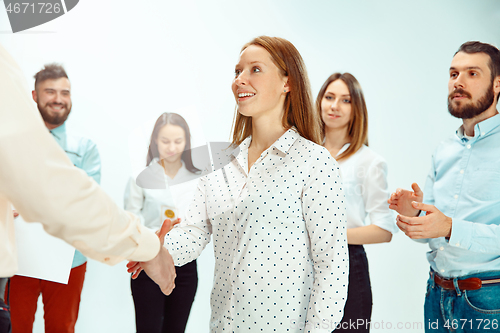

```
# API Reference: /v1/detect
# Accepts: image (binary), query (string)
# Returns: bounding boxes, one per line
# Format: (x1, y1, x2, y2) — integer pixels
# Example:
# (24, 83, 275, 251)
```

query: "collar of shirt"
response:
(336, 142, 351, 157)
(150, 158, 198, 186)
(231, 128, 300, 175)
(455, 113, 500, 144)
(49, 123, 66, 143)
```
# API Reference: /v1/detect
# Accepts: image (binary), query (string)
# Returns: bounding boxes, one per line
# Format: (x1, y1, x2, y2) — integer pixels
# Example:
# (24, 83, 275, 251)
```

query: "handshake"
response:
(126, 218, 180, 295)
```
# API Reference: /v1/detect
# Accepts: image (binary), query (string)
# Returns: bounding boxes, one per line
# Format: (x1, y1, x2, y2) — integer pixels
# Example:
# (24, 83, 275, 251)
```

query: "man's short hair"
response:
(34, 63, 68, 88)
(457, 41, 500, 103)
(456, 41, 500, 81)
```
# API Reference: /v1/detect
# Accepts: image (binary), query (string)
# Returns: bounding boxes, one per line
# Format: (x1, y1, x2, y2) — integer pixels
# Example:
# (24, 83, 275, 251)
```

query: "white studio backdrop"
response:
(1, 0, 499, 332)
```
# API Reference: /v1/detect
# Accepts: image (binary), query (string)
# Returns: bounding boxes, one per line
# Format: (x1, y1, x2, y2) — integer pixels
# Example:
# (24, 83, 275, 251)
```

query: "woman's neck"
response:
(246, 113, 287, 173)
(323, 127, 350, 157)
(160, 159, 182, 179)
(250, 114, 287, 153)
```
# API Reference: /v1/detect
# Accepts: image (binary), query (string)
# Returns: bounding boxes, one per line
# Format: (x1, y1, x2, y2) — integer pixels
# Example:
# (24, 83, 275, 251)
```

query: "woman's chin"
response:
(237, 106, 255, 118)
(161, 156, 182, 164)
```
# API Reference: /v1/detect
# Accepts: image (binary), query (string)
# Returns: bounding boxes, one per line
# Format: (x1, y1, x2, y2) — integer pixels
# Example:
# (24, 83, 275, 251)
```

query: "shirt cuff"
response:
(127, 224, 161, 262)
(448, 219, 472, 249)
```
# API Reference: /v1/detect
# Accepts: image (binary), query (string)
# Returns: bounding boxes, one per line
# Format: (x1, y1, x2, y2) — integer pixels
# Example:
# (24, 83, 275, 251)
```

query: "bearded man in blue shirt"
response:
(388, 41, 500, 333)
(7, 64, 100, 333)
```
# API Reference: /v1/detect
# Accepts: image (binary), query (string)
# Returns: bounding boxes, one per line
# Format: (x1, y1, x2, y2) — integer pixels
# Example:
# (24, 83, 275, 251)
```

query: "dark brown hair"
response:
(456, 41, 500, 102)
(316, 73, 368, 161)
(231, 36, 321, 145)
(147, 113, 200, 173)
(34, 63, 68, 88)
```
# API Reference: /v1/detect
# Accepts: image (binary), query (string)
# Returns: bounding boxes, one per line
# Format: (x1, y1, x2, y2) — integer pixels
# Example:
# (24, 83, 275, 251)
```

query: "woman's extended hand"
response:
(126, 218, 181, 294)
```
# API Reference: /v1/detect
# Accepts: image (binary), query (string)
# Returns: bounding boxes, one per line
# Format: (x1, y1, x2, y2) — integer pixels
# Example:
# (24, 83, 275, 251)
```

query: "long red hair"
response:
(231, 36, 321, 146)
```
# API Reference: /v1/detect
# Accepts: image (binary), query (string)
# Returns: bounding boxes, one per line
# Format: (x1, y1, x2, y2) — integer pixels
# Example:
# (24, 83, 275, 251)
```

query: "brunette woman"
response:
(125, 112, 200, 333)
(317, 73, 397, 332)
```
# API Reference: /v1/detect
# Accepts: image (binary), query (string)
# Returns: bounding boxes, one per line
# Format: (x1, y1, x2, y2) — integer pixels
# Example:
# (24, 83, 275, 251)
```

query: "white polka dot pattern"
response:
(165, 129, 348, 332)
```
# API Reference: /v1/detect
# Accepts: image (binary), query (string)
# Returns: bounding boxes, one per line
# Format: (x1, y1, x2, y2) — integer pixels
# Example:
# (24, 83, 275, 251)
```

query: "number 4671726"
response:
(6, 2, 62, 14)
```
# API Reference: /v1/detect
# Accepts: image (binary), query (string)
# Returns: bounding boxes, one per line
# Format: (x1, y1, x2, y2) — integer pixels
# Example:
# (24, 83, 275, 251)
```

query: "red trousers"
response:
(5, 263, 86, 333)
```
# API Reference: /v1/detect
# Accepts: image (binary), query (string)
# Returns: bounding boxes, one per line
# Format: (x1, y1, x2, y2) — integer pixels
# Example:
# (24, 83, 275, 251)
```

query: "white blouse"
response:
(165, 129, 348, 333)
(336, 144, 397, 233)
(124, 160, 199, 232)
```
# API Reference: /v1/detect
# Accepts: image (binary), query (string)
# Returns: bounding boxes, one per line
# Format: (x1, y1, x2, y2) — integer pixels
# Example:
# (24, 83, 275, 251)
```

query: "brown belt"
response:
(432, 272, 500, 291)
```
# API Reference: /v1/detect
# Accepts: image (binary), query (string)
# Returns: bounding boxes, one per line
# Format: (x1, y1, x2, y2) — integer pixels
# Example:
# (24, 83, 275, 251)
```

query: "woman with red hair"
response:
(129, 37, 348, 332)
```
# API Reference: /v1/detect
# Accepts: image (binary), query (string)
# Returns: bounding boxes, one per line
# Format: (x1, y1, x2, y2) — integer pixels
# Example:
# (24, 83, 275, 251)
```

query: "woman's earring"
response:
(284, 89, 286, 93)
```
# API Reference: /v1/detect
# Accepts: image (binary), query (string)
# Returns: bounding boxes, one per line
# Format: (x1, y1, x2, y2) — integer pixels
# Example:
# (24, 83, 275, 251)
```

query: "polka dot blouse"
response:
(165, 129, 348, 332)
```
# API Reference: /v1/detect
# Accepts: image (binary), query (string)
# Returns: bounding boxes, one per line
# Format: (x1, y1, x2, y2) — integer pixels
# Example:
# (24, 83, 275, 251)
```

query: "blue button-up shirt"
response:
(50, 123, 101, 268)
(423, 113, 500, 278)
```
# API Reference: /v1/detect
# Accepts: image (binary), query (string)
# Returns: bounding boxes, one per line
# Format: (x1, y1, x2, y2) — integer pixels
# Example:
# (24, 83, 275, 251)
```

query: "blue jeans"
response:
(425, 270, 500, 333)
(0, 299, 11, 333)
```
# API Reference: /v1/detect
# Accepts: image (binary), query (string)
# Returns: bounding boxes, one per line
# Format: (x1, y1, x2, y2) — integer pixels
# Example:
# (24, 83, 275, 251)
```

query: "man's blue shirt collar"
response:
(455, 112, 500, 143)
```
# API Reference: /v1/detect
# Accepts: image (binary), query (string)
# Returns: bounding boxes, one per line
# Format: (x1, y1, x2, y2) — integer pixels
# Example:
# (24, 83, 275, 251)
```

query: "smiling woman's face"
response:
(231, 44, 288, 120)
(321, 79, 352, 133)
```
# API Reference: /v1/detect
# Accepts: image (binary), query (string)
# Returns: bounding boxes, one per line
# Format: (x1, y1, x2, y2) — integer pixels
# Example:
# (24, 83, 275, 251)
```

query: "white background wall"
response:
(1, 0, 499, 332)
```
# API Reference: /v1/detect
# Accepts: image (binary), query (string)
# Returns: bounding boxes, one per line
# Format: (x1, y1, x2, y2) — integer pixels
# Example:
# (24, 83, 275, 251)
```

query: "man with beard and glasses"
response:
(388, 41, 500, 332)
(6, 64, 101, 333)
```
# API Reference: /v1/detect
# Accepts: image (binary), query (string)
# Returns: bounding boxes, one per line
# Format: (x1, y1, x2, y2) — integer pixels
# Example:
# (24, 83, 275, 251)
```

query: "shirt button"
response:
(455, 243, 460, 247)
(467, 144, 471, 149)
(460, 170, 464, 174)
(440, 269, 445, 273)
(481, 132, 485, 136)
(454, 195, 458, 199)
(439, 247, 444, 251)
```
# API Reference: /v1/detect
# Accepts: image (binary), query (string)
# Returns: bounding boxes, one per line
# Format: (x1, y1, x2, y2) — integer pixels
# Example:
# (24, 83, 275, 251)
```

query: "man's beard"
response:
(448, 82, 495, 119)
(38, 103, 71, 126)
